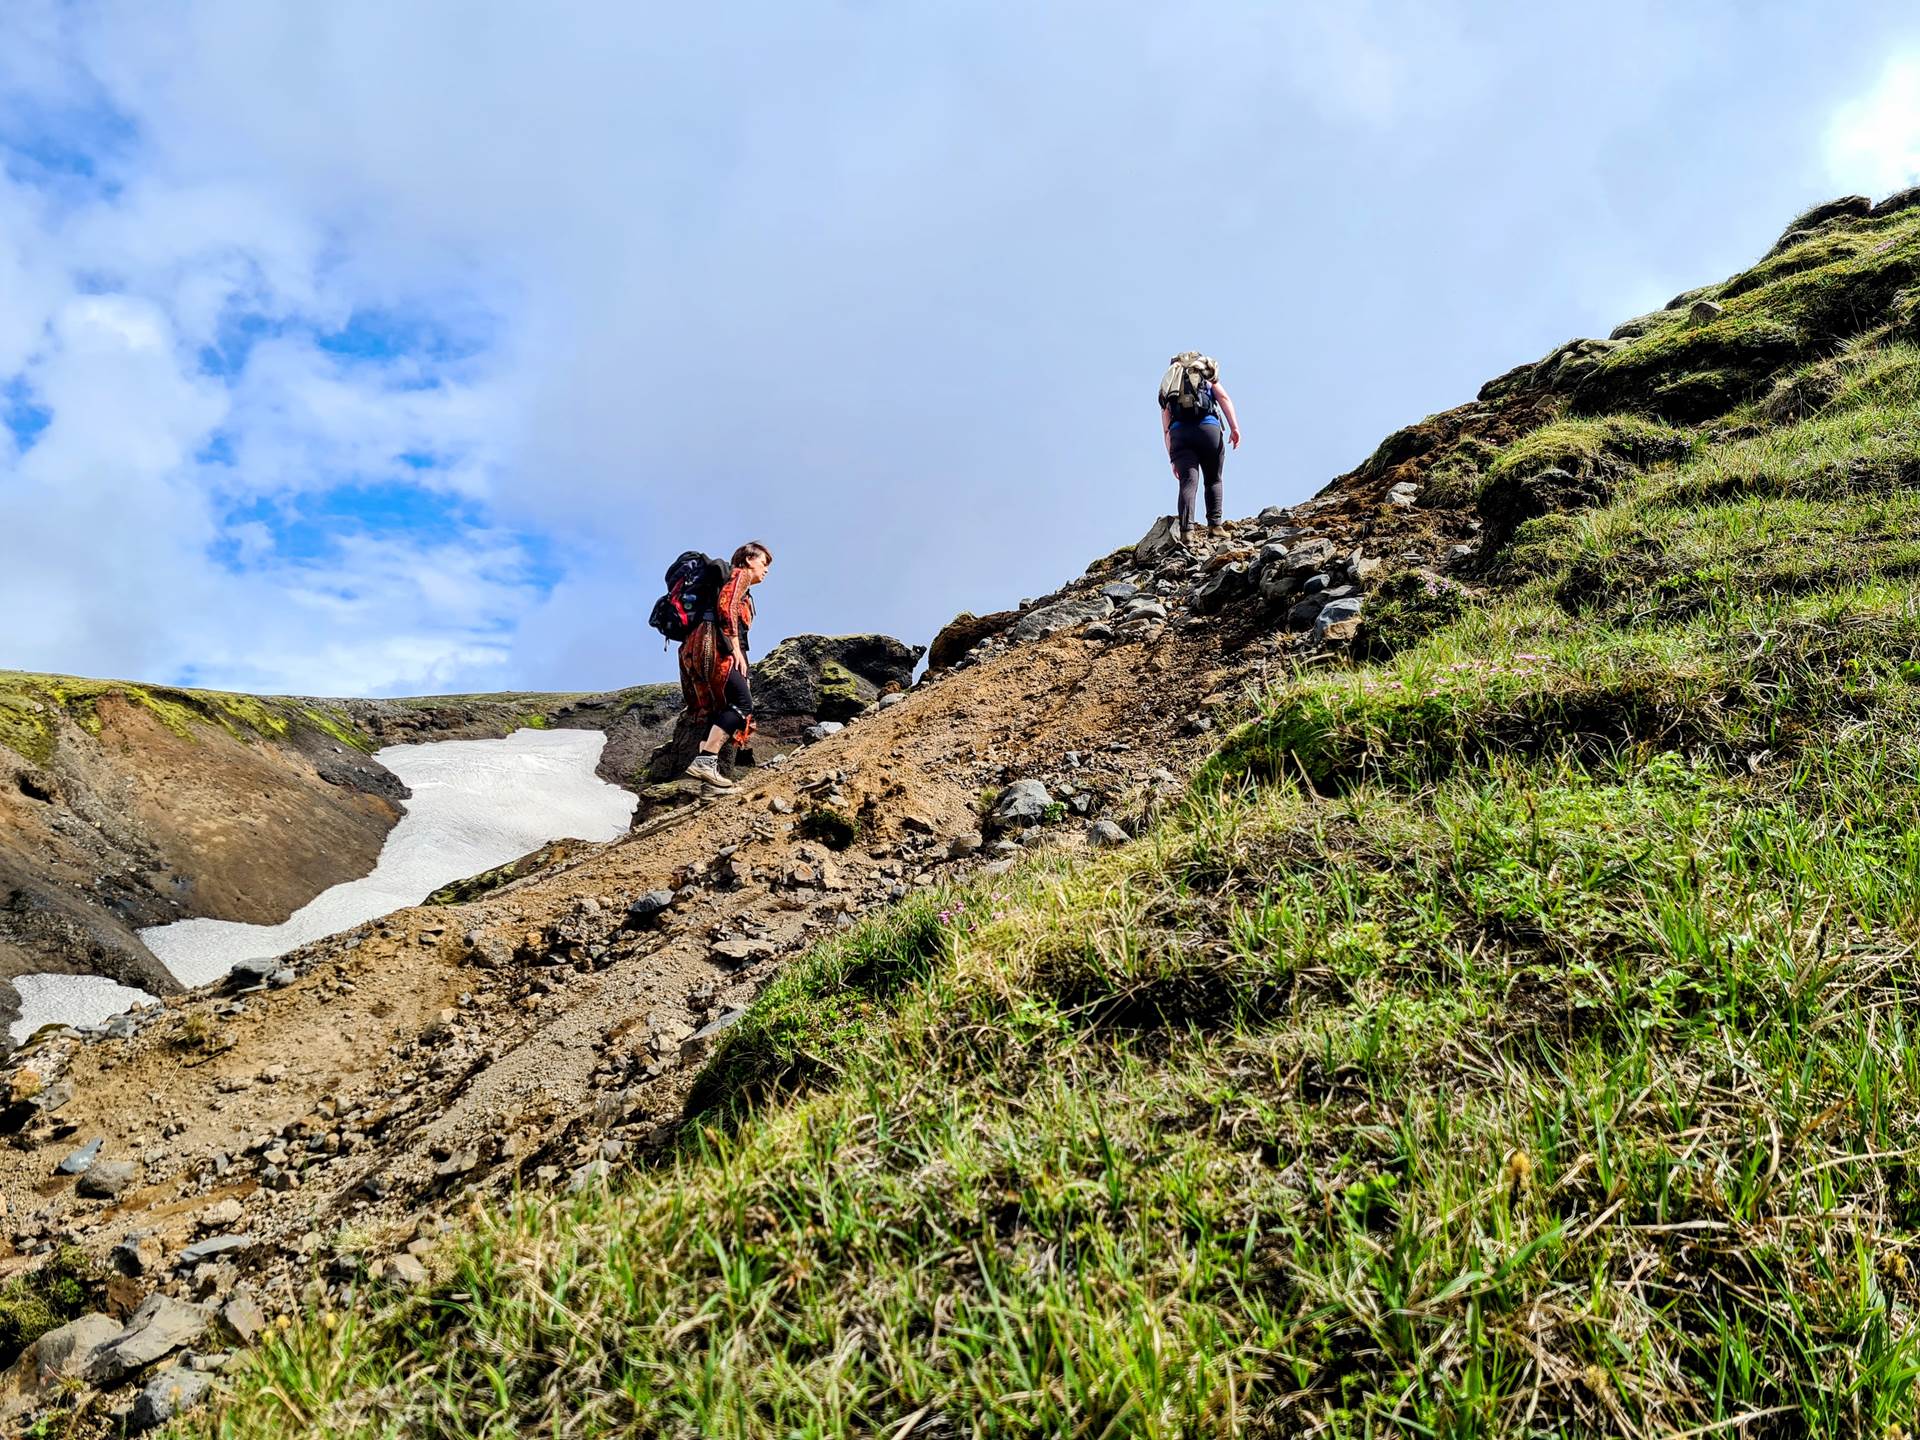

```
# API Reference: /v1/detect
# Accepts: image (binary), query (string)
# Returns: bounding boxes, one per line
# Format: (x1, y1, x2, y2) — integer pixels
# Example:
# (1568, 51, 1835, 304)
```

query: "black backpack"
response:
(647, 551, 731, 643)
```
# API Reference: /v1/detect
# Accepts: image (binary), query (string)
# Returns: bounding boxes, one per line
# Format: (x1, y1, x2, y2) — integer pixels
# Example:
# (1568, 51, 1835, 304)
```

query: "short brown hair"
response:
(732, 541, 772, 568)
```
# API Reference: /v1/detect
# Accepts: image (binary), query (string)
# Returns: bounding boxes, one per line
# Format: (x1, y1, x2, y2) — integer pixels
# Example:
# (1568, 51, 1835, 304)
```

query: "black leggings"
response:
(1169, 423, 1225, 529)
(713, 664, 753, 736)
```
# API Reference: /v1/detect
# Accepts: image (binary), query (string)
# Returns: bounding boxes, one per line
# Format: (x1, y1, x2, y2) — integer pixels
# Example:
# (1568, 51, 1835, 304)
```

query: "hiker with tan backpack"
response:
(1158, 352, 1242, 544)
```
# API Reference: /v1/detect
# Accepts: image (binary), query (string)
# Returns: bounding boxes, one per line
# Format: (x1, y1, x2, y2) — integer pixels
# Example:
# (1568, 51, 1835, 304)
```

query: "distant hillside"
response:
(0, 674, 677, 1017)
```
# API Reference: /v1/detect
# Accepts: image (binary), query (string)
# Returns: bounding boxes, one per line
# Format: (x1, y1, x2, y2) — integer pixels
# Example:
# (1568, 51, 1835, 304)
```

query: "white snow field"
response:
(9, 974, 158, 1045)
(139, 727, 636, 989)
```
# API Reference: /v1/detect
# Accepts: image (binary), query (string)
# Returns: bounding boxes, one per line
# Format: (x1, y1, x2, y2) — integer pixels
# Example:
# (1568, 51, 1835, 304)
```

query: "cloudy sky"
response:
(4, 2, 1920, 697)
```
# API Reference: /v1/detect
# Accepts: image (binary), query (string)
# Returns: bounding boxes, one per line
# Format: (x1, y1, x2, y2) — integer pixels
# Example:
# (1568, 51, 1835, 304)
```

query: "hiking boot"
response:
(684, 754, 737, 790)
(1208, 520, 1233, 539)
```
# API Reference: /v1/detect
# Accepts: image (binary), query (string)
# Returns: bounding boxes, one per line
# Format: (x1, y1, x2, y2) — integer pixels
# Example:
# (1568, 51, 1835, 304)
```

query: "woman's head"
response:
(732, 541, 773, 580)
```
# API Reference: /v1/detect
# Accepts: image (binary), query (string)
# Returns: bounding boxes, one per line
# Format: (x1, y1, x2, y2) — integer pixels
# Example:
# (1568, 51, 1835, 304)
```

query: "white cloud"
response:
(1827, 55, 1920, 196)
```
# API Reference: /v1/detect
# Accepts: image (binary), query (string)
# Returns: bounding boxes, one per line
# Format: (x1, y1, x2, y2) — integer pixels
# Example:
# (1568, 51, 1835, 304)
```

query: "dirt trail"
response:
(0, 484, 1475, 1350)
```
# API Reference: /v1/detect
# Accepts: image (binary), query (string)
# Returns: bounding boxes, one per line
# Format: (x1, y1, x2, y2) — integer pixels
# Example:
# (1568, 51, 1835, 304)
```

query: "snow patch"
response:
(140, 727, 635, 988)
(9, 974, 157, 1044)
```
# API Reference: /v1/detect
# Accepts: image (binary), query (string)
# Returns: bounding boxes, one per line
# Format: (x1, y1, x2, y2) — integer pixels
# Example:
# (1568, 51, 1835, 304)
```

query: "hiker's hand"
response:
(1229, 429, 1242, 450)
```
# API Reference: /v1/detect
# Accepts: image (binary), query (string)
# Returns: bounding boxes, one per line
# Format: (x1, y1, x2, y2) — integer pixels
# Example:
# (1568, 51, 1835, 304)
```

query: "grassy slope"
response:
(194, 210, 1920, 1438)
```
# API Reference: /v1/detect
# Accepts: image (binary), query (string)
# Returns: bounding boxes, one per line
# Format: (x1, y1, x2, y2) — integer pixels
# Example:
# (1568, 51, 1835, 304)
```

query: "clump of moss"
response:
(1476, 415, 1689, 553)
(797, 805, 860, 850)
(815, 660, 866, 722)
(0, 1248, 103, 1369)
(1355, 571, 1471, 660)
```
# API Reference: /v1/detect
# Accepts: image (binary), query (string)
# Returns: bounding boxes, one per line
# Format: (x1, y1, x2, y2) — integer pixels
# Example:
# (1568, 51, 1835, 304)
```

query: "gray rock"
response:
(1301, 572, 1332, 596)
(1133, 515, 1183, 564)
(1082, 622, 1115, 641)
(1609, 311, 1665, 341)
(84, 1294, 209, 1385)
(219, 1289, 267, 1345)
(1688, 299, 1725, 325)
(77, 1159, 134, 1198)
(1287, 597, 1325, 632)
(56, 1138, 101, 1176)
(877, 693, 906, 708)
(1387, 481, 1421, 507)
(112, 1234, 163, 1277)
(989, 779, 1054, 829)
(802, 720, 845, 741)
(625, 890, 676, 927)
(31, 1312, 122, 1384)
(221, 956, 281, 993)
(1190, 563, 1251, 615)
(1087, 820, 1128, 849)
(386, 1253, 429, 1287)
(1315, 597, 1365, 641)
(1348, 554, 1384, 584)
(1100, 582, 1138, 602)
(179, 1233, 251, 1266)
(1286, 538, 1337, 573)
(1006, 594, 1113, 645)
(128, 1365, 213, 1432)
(1872, 185, 1920, 218)
(1257, 565, 1300, 605)
(1121, 598, 1168, 623)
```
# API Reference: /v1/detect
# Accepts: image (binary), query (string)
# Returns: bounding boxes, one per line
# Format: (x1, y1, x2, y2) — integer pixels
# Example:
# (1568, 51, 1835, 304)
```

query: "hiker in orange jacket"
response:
(680, 541, 773, 791)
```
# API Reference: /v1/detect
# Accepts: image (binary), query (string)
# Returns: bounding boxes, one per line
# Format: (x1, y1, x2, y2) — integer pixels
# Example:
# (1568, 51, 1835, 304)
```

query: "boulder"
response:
(1257, 565, 1300, 605)
(1087, 820, 1128, 848)
(624, 891, 676, 928)
(1006, 595, 1113, 645)
(1285, 538, 1337, 574)
(1286, 597, 1325, 632)
(927, 609, 1019, 671)
(1133, 516, 1183, 564)
(78, 1159, 135, 1199)
(221, 956, 281, 993)
(0, 1312, 121, 1424)
(56, 1138, 101, 1175)
(752, 634, 924, 721)
(1315, 597, 1365, 642)
(129, 1365, 213, 1432)
(1873, 186, 1920, 218)
(988, 780, 1053, 832)
(1688, 299, 1725, 325)
(84, 1293, 209, 1385)
(1190, 564, 1251, 615)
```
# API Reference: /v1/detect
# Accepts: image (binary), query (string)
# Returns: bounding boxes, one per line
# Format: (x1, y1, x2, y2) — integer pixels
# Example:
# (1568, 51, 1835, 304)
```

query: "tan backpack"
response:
(1157, 351, 1219, 422)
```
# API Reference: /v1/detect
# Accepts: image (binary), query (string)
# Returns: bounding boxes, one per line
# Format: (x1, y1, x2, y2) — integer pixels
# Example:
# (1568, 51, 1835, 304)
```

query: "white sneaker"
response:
(684, 754, 737, 790)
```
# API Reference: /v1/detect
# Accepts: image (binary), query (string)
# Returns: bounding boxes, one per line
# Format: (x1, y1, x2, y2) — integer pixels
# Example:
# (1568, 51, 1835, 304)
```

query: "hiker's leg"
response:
(1171, 442, 1201, 534)
(1200, 427, 1226, 527)
(708, 667, 753, 748)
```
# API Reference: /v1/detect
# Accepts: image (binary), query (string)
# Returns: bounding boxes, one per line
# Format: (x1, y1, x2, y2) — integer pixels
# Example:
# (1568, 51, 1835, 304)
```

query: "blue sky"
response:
(4, 1, 1920, 696)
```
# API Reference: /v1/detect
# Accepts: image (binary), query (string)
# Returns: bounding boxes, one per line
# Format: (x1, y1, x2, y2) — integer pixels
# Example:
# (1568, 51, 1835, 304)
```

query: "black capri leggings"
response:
(714, 664, 753, 735)
(1169, 423, 1226, 529)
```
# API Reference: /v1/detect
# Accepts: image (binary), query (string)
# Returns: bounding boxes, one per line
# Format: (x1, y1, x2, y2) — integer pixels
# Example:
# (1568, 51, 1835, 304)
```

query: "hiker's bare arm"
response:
(1213, 382, 1242, 449)
(1161, 404, 1172, 451)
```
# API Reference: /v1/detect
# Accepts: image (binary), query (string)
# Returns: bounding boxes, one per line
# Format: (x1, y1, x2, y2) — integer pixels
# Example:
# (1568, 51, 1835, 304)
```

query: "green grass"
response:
(0, 670, 386, 766)
(173, 206, 1920, 1438)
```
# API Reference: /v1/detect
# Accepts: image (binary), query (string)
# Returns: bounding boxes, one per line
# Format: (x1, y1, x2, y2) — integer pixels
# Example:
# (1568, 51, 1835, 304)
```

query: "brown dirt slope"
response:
(0, 438, 1490, 1370)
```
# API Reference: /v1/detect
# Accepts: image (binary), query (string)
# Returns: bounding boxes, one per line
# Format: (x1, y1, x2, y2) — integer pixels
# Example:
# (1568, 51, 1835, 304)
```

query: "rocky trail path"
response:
(0, 474, 1480, 1431)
